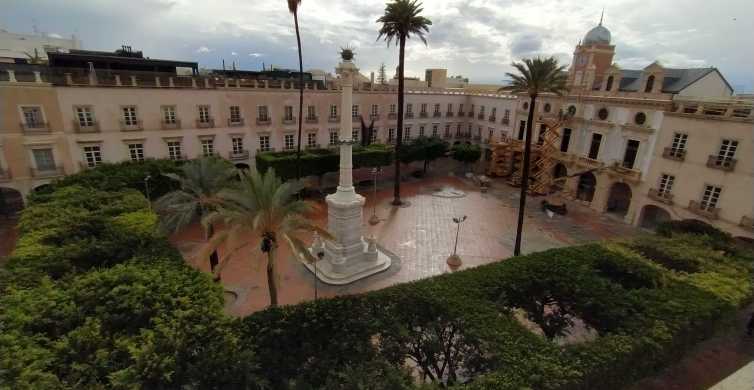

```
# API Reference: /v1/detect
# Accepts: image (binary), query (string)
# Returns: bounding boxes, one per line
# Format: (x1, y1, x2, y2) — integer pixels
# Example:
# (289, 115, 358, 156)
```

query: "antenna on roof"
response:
(599, 8, 604, 25)
(222, 59, 226, 71)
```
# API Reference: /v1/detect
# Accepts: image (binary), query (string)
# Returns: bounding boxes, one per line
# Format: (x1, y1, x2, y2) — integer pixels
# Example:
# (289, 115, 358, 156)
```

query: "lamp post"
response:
(447, 215, 466, 268)
(144, 175, 152, 211)
(369, 167, 382, 225)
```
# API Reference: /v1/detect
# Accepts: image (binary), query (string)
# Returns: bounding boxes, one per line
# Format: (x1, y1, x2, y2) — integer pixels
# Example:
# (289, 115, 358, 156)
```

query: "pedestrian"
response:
(747, 312, 754, 336)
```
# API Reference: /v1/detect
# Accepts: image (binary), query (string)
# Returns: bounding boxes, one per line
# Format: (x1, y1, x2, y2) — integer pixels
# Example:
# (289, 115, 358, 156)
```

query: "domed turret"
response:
(583, 11, 611, 45)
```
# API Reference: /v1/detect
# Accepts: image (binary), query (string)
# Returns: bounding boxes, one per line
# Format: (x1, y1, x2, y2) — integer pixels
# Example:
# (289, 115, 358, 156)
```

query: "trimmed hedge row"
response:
(255, 144, 394, 181)
(1, 160, 751, 389)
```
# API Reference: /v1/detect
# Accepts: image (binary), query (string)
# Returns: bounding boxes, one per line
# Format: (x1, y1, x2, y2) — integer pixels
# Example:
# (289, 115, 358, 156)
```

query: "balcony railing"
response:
(468, 112, 474, 117)
(31, 166, 65, 178)
(446, 112, 453, 117)
(370, 114, 380, 120)
(472, 135, 482, 141)
(256, 117, 271, 126)
(502, 119, 510, 125)
(706, 155, 736, 171)
(419, 112, 428, 118)
(477, 113, 485, 120)
(73, 120, 100, 133)
(433, 112, 441, 118)
(228, 150, 250, 160)
(196, 118, 215, 128)
(120, 120, 143, 131)
(257, 147, 276, 153)
(0, 168, 11, 182)
(610, 162, 642, 182)
(328, 115, 340, 123)
(305, 116, 319, 124)
(662, 147, 685, 161)
(21, 121, 50, 134)
(489, 117, 496, 122)
(161, 120, 182, 130)
(457, 112, 465, 117)
(648, 188, 674, 205)
(305, 143, 321, 149)
(740, 216, 754, 231)
(388, 113, 397, 120)
(228, 118, 245, 127)
(688, 200, 719, 219)
(405, 112, 414, 118)
(577, 156, 604, 169)
(443, 133, 452, 139)
(282, 116, 296, 125)
(352, 115, 360, 122)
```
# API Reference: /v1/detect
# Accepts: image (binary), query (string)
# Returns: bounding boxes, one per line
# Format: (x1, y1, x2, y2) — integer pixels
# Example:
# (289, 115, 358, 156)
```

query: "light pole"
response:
(144, 175, 152, 211)
(447, 215, 466, 268)
(369, 167, 382, 225)
(311, 232, 325, 301)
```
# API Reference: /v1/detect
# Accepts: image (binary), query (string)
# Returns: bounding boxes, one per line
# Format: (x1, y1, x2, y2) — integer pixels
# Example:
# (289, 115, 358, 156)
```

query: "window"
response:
(371, 104, 379, 116)
(76, 106, 94, 127)
(22, 106, 44, 127)
(645, 75, 655, 93)
(167, 141, 183, 160)
(122, 106, 138, 126)
(388, 128, 395, 142)
(230, 106, 242, 123)
(307, 132, 317, 148)
(447, 103, 452, 113)
(456, 124, 462, 136)
(490, 107, 496, 118)
(433, 104, 440, 114)
(201, 138, 214, 156)
(128, 143, 144, 162)
(420, 103, 427, 114)
(32, 148, 55, 171)
(329, 129, 339, 146)
(700, 185, 722, 211)
(232, 137, 244, 154)
(259, 135, 271, 151)
(502, 109, 510, 124)
(479, 106, 485, 116)
(389, 104, 396, 114)
(406, 104, 413, 114)
(163, 106, 177, 124)
(284, 106, 294, 121)
(432, 124, 438, 137)
(518, 120, 526, 140)
(588, 133, 602, 159)
(488, 128, 494, 140)
(404, 126, 411, 141)
(198, 105, 211, 123)
(597, 107, 609, 120)
(284, 134, 295, 150)
(458, 104, 464, 114)
(419, 125, 425, 137)
(83, 145, 102, 168)
(560, 128, 572, 152)
(544, 103, 551, 113)
(351, 104, 359, 118)
(605, 76, 614, 91)
(258, 106, 269, 121)
(622, 139, 640, 169)
(634, 112, 646, 125)
(537, 124, 547, 145)
(658, 174, 674, 195)
(329, 104, 338, 118)
(444, 124, 451, 137)
(352, 128, 360, 142)
(717, 139, 738, 162)
(371, 127, 378, 143)
(469, 104, 475, 114)
(307, 105, 316, 119)
(671, 132, 688, 153)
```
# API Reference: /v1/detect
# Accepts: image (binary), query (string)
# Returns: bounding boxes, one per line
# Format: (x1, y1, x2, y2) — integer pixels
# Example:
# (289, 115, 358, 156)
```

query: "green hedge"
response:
(255, 144, 394, 181)
(1, 160, 752, 389)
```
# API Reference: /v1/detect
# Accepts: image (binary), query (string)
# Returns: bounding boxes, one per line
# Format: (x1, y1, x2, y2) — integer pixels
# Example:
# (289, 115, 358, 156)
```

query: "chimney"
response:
(370, 71, 375, 84)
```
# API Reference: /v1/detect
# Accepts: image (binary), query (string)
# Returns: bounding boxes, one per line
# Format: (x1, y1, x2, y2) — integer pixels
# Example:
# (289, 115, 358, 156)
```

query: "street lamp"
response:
(311, 232, 325, 301)
(369, 167, 382, 225)
(144, 175, 152, 211)
(447, 215, 467, 268)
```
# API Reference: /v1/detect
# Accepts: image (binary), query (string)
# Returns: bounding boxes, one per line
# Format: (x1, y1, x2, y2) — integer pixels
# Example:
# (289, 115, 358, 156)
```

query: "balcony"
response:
(228, 150, 250, 160)
(305, 143, 321, 149)
(433, 112, 441, 118)
(502, 119, 510, 125)
(31, 166, 65, 178)
(369, 114, 380, 120)
(256, 117, 271, 126)
(305, 116, 319, 124)
(662, 147, 685, 161)
(169, 154, 188, 161)
(577, 156, 604, 169)
(351, 115, 360, 123)
(488, 117, 496, 123)
(405, 112, 414, 118)
(120, 120, 143, 131)
(388, 113, 397, 120)
(21, 121, 50, 134)
(196, 118, 215, 128)
(282, 117, 296, 125)
(688, 200, 719, 220)
(473, 135, 482, 141)
(419, 112, 428, 118)
(477, 113, 485, 120)
(706, 155, 736, 172)
(443, 133, 452, 139)
(468, 112, 474, 117)
(648, 188, 674, 205)
(0, 168, 11, 182)
(457, 112, 465, 117)
(328, 115, 340, 123)
(161, 120, 182, 130)
(446, 112, 453, 117)
(73, 120, 100, 133)
(228, 118, 245, 127)
(609, 162, 642, 182)
(257, 147, 276, 153)
(740, 216, 753, 232)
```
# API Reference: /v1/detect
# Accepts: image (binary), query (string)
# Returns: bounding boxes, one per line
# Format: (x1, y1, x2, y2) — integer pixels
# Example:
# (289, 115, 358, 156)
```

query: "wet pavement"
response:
(171, 173, 639, 317)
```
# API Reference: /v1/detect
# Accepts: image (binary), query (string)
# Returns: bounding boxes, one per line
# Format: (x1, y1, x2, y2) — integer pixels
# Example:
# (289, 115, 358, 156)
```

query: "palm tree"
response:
(155, 157, 236, 276)
(203, 169, 331, 307)
(288, 0, 305, 181)
(377, 0, 431, 205)
(504, 57, 568, 256)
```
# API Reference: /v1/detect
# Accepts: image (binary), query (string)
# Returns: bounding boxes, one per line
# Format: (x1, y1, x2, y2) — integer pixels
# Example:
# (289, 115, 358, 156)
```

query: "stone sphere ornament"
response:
(339, 46, 355, 61)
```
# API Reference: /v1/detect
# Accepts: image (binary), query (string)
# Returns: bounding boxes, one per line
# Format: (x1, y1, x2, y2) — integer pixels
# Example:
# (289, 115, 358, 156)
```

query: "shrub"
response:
(256, 144, 394, 181)
(656, 219, 732, 243)
(451, 143, 482, 167)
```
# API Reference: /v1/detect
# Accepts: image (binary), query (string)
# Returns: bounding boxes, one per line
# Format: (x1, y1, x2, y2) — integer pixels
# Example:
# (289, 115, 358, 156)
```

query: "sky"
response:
(5, 0, 754, 92)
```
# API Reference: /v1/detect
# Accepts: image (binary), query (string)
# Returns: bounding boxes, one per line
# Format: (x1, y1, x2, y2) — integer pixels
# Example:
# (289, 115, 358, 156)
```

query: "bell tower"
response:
(568, 11, 616, 91)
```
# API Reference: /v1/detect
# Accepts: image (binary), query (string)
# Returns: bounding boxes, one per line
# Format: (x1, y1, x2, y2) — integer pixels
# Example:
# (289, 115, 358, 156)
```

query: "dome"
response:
(583, 23, 611, 45)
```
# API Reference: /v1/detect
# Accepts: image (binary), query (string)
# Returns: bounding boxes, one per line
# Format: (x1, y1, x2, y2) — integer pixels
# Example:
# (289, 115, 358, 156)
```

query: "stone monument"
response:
(305, 49, 392, 284)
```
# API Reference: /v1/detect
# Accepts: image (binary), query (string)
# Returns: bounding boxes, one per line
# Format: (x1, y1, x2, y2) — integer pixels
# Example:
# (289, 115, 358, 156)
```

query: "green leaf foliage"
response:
(450, 143, 482, 165)
(255, 144, 394, 181)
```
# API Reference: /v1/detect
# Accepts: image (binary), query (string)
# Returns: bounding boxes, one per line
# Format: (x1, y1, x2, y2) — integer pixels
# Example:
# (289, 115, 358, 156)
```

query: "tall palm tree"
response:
(154, 157, 236, 275)
(288, 0, 305, 181)
(377, 0, 431, 205)
(203, 169, 331, 307)
(504, 57, 568, 256)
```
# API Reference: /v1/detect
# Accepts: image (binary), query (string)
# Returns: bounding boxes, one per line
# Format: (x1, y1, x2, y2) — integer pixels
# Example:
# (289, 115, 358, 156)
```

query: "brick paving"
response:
(170, 174, 639, 317)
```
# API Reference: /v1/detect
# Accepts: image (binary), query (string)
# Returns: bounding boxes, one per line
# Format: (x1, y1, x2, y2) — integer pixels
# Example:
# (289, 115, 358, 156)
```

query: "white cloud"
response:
(195, 46, 213, 54)
(47, 33, 63, 39)
(231, 51, 238, 56)
(249, 52, 264, 57)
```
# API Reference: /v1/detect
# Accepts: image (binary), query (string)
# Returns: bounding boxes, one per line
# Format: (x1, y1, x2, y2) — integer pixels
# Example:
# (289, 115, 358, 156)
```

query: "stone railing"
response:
(662, 147, 685, 161)
(609, 162, 642, 182)
(21, 121, 50, 134)
(706, 155, 736, 172)
(282, 117, 296, 125)
(256, 118, 271, 126)
(161, 120, 182, 130)
(648, 188, 674, 205)
(305, 116, 319, 124)
(31, 166, 65, 178)
(328, 115, 340, 123)
(688, 200, 719, 220)
(228, 118, 245, 127)
(120, 120, 143, 131)
(196, 118, 215, 128)
(228, 150, 250, 160)
(577, 156, 604, 169)
(73, 120, 100, 133)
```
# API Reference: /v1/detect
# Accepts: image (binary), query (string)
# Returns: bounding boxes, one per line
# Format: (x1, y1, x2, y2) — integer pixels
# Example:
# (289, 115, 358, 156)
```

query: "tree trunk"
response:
(392, 35, 406, 206)
(208, 224, 219, 277)
(294, 10, 304, 182)
(266, 247, 278, 307)
(514, 95, 537, 256)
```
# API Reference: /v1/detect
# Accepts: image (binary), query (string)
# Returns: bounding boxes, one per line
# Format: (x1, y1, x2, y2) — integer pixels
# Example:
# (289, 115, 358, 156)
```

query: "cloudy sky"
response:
(5, 0, 754, 91)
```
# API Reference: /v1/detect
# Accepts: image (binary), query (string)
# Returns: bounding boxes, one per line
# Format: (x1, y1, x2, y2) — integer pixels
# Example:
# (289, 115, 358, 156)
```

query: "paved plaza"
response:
(171, 174, 639, 317)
